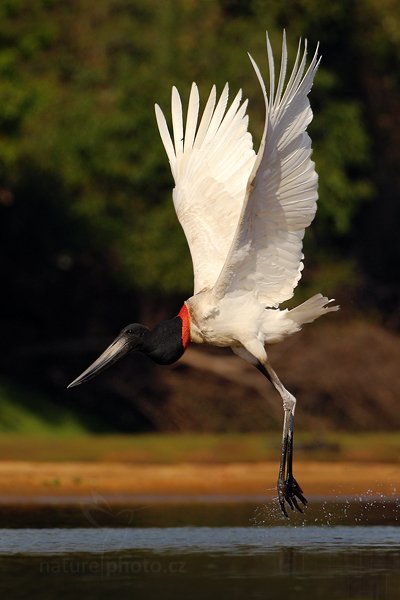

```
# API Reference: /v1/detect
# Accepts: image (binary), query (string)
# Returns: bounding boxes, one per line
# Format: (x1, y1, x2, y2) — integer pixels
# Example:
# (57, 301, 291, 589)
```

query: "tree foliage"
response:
(0, 0, 399, 327)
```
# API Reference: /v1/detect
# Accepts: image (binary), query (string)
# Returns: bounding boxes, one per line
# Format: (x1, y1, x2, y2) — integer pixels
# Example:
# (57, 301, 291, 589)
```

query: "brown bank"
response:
(0, 461, 397, 499)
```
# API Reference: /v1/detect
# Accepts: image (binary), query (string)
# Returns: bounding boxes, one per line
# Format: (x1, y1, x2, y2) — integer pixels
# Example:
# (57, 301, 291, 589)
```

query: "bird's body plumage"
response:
(69, 32, 338, 516)
(185, 290, 335, 348)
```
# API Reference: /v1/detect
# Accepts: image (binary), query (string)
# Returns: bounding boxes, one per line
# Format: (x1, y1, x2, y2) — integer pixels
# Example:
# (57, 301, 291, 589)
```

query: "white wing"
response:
(214, 33, 321, 307)
(155, 83, 256, 294)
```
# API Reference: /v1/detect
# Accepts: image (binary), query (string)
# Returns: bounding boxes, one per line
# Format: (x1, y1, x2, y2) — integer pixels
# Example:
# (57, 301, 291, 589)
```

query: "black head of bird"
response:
(68, 307, 190, 388)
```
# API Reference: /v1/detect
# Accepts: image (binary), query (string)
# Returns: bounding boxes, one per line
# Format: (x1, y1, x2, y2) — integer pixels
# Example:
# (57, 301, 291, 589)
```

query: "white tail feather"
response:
(289, 293, 339, 326)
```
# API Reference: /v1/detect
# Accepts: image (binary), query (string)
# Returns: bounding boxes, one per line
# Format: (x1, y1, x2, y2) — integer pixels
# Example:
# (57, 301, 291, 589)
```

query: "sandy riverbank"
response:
(0, 461, 397, 499)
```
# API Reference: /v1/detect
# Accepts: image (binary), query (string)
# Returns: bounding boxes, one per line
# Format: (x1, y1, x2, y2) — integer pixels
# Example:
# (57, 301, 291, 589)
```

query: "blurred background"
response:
(0, 0, 400, 444)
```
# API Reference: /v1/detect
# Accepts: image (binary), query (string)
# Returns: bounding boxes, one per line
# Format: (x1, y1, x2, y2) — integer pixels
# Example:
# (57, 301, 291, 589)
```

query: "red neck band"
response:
(178, 304, 190, 350)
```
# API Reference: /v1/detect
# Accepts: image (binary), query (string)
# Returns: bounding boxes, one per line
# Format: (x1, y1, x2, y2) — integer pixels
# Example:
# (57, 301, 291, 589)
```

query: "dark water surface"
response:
(0, 496, 399, 600)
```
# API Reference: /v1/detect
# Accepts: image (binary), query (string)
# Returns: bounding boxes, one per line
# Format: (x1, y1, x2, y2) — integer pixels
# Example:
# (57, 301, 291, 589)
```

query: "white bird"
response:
(69, 32, 339, 516)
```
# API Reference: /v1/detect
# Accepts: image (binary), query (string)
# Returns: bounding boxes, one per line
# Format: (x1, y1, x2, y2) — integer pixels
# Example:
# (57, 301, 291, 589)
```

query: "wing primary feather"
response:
(193, 85, 217, 148)
(247, 52, 269, 181)
(266, 32, 275, 108)
(171, 87, 184, 159)
(203, 83, 229, 145)
(154, 104, 176, 173)
(285, 39, 308, 104)
(184, 83, 200, 152)
(205, 91, 247, 161)
(248, 53, 267, 102)
(311, 44, 321, 75)
(275, 30, 287, 108)
(289, 43, 320, 104)
(248, 52, 269, 141)
(280, 38, 303, 108)
(216, 88, 243, 136)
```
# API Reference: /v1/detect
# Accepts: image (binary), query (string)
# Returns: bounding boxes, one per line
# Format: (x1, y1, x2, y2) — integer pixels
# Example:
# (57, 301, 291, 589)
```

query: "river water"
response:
(0, 496, 398, 600)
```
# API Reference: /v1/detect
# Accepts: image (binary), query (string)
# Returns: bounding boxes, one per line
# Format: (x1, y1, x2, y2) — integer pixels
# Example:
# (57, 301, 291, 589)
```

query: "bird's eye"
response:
(126, 329, 133, 335)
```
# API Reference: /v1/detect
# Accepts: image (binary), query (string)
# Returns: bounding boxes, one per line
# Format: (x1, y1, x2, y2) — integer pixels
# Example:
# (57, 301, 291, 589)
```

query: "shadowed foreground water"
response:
(0, 497, 398, 600)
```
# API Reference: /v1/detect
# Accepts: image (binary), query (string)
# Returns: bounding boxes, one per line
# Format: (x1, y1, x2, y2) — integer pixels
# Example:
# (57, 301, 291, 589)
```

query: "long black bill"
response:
(67, 333, 131, 388)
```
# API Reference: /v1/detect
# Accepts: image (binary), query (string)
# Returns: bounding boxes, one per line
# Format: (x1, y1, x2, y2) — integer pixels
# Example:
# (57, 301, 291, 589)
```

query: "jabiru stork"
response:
(69, 32, 339, 516)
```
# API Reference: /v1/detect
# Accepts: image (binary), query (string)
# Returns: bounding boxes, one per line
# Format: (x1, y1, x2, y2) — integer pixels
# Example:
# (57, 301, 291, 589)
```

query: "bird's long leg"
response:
(257, 361, 307, 517)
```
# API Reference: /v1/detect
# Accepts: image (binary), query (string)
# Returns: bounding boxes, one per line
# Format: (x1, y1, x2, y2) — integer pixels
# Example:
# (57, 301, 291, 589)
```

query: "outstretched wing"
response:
(214, 33, 320, 307)
(155, 83, 256, 294)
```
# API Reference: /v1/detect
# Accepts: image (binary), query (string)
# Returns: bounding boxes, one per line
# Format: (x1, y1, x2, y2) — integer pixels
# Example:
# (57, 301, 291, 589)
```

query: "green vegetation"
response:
(0, 378, 89, 435)
(0, 432, 398, 463)
(1, 1, 400, 432)
(1, 0, 398, 298)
